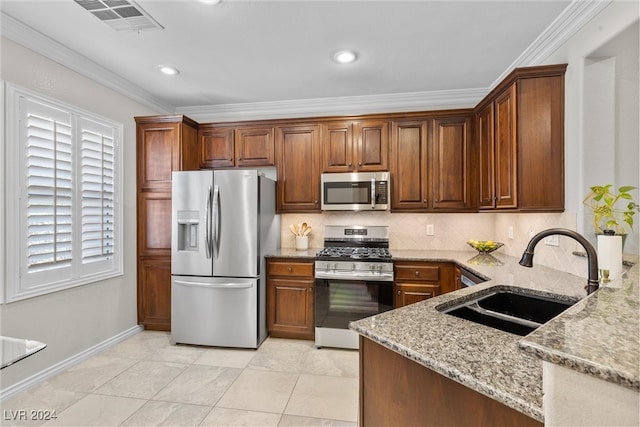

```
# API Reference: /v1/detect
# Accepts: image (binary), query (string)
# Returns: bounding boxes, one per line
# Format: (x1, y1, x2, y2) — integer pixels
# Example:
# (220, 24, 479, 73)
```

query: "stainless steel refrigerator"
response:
(170, 169, 280, 348)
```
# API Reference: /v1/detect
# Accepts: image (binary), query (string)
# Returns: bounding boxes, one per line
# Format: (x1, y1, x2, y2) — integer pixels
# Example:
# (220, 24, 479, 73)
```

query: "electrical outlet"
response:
(544, 235, 560, 246)
(508, 226, 514, 240)
(426, 224, 435, 236)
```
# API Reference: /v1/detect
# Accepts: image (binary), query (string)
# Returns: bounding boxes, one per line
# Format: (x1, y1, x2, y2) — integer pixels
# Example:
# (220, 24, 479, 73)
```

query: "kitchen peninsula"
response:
(349, 250, 639, 426)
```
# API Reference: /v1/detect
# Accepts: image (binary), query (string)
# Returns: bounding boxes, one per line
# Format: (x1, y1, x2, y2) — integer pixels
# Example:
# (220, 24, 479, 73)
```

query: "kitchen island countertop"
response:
(348, 249, 639, 422)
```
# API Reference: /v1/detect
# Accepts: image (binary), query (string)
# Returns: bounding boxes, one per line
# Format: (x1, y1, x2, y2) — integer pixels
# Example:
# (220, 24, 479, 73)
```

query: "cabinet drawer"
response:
(395, 264, 440, 281)
(268, 261, 314, 277)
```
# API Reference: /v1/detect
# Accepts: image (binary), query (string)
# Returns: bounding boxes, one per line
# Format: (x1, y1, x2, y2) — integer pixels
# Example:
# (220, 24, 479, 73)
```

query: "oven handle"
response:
(315, 272, 394, 282)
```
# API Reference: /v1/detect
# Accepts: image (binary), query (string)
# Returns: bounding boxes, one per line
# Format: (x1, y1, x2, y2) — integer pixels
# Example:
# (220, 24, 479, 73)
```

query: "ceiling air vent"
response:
(74, 0, 163, 32)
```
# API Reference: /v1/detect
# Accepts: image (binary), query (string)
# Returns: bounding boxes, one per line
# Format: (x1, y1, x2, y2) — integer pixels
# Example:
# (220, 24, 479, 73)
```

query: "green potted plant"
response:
(582, 185, 639, 243)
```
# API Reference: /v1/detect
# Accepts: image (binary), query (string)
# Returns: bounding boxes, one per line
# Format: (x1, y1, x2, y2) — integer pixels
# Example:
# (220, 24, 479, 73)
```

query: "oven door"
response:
(315, 278, 393, 330)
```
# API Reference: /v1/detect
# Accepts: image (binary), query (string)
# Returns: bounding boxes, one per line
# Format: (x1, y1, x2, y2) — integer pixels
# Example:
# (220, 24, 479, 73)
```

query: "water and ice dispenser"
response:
(176, 210, 199, 251)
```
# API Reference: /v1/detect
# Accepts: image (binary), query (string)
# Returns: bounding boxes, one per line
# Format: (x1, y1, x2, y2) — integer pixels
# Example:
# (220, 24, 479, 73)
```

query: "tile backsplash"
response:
(281, 211, 590, 278)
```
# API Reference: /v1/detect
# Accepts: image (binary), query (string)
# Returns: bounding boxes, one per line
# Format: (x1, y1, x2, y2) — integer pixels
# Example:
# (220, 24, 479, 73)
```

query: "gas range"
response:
(314, 226, 393, 281)
(315, 246, 392, 261)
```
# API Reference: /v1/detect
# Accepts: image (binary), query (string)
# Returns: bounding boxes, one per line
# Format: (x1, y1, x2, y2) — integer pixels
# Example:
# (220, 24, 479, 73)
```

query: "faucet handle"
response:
(600, 269, 611, 284)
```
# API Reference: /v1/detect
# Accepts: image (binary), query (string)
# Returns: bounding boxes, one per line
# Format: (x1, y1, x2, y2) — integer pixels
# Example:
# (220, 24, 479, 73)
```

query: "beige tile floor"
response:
(1, 332, 359, 427)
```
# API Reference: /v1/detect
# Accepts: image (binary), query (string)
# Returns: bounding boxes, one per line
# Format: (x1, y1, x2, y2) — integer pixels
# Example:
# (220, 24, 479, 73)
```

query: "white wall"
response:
(545, 1, 639, 253)
(0, 37, 159, 391)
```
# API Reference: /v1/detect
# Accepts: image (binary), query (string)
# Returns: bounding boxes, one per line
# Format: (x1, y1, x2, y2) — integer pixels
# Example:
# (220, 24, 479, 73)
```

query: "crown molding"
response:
(2, 0, 612, 121)
(0, 12, 174, 114)
(175, 88, 486, 123)
(490, 0, 613, 89)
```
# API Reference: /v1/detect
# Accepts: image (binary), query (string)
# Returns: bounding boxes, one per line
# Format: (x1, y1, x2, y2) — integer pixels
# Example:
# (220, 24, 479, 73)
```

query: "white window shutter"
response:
(6, 83, 123, 302)
(22, 99, 74, 288)
(79, 118, 116, 268)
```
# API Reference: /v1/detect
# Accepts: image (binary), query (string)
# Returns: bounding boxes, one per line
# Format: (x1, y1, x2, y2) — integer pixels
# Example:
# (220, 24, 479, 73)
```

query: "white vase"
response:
(295, 236, 308, 251)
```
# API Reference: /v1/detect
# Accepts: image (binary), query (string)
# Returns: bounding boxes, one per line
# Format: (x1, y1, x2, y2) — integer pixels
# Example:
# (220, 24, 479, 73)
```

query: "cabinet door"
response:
(138, 257, 171, 331)
(276, 125, 321, 212)
(494, 84, 518, 209)
(267, 278, 315, 339)
(235, 127, 275, 167)
(394, 283, 440, 308)
(199, 127, 234, 168)
(137, 192, 172, 257)
(432, 117, 474, 210)
(477, 104, 496, 209)
(322, 122, 354, 172)
(517, 76, 565, 211)
(355, 120, 389, 171)
(137, 122, 181, 190)
(390, 120, 429, 210)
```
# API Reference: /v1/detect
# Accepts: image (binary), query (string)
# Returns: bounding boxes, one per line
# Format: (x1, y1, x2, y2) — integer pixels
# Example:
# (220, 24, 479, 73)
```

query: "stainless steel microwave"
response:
(321, 172, 390, 211)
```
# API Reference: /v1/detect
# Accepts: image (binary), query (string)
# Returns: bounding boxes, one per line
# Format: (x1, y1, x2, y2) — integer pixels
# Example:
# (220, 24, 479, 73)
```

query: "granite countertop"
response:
(347, 249, 640, 422)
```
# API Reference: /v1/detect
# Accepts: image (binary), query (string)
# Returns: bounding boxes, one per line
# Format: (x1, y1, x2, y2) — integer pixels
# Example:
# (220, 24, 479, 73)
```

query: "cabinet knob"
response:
(397, 290, 401, 295)
(309, 287, 312, 292)
(423, 199, 427, 203)
(287, 267, 292, 272)
(315, 200, 318, 204)
(359, 162, 362, 166)
(415, 271, 420, 276)
(348, 162, 352, 167)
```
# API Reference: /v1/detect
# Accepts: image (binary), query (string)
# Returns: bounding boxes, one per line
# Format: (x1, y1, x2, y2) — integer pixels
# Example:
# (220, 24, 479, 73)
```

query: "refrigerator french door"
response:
(170, 169, 279, 348)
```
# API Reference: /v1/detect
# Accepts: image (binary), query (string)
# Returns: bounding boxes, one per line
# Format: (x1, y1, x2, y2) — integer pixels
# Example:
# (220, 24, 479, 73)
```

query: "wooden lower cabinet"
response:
(137, 257, 172, 331)
(359, 337, 542, 427)
(267, 259, 315, 340)
(393, 261, 455, 308)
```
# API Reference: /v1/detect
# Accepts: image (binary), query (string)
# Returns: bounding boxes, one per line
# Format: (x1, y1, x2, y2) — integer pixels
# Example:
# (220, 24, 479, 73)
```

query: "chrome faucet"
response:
(519, 228, 599, 295)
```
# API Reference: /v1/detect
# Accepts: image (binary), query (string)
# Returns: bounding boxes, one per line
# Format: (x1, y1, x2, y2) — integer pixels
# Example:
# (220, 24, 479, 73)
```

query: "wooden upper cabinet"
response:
(476, 84, 517, 210)
(136, 115, 199, 190)
(322, 121, 354, 172)
(477, 103, 495, 209)
(322, 119, 388, 172)
(199, 125, 275, 168)
(235, 127, 275, 167)
(391, 114, 476, 212)
(276, 124, 322, 212)
(494, 84, 518, 209)
(355, 120, 389, 171)
(390, 120, 429, 210)
(431, 116, 476, 211)
(200, 127, 234, 168)
(517, 75, 565, 211)
(474, 63, 566, 212)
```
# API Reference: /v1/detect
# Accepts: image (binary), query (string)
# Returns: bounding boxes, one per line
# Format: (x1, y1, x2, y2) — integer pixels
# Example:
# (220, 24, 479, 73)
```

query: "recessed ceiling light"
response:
(333, 50, 358, 64)
(158, 65, 180, 76)
(199, 0, 222, 4)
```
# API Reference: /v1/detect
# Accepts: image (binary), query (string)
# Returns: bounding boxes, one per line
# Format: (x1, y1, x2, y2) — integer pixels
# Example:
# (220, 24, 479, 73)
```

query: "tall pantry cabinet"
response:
(135, 115, 199, 330)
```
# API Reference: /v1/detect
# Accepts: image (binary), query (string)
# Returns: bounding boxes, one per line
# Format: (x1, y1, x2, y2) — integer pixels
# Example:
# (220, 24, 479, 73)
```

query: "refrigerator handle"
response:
(205, 185, 212, 259)
(213, 184, 220, 257)
(174, 280, 253, 289)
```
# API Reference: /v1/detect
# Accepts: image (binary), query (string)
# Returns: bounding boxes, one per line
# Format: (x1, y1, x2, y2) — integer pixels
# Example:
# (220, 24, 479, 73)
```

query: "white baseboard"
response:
(0, 325, 143, 402)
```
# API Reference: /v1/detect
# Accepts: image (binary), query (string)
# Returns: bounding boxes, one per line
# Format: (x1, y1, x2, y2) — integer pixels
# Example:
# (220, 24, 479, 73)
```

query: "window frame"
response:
(4, 82, 124, 303)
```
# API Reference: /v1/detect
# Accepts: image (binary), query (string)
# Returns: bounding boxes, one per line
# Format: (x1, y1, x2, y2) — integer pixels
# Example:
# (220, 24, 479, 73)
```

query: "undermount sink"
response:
(438, 289, 577, 336)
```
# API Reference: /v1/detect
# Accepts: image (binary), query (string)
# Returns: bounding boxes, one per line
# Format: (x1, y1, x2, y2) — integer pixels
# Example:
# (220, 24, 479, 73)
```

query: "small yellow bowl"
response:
(467, 240, 504, 253)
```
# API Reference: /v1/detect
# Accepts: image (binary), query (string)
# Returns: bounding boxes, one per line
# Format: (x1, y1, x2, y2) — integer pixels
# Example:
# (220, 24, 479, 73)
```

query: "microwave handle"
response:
(371, 177, 376, 210)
